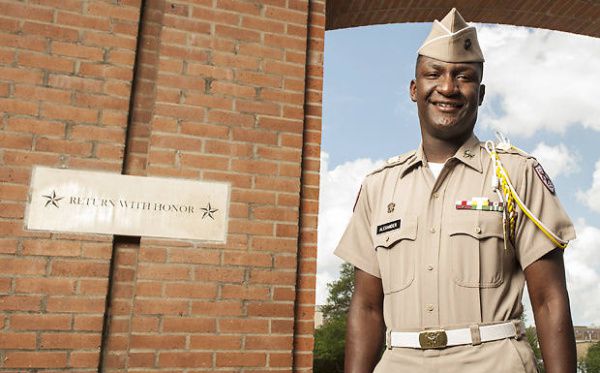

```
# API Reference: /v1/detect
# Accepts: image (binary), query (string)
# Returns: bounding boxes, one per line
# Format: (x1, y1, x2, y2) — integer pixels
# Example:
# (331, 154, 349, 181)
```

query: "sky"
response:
(317, 22, 600, 327)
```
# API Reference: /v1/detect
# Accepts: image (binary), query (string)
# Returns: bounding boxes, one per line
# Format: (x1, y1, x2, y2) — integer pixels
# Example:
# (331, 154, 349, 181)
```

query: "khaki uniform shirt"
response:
(334, 135, 575, 373)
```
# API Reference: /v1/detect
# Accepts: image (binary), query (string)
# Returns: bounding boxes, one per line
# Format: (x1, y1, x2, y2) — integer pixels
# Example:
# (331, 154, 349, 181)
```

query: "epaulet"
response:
(367, 150, 416, 176)
(494, 144, 536, 160)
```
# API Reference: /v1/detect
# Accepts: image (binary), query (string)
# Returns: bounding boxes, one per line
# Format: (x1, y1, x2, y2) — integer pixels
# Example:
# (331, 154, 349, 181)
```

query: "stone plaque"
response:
(25, 167, 230, 242)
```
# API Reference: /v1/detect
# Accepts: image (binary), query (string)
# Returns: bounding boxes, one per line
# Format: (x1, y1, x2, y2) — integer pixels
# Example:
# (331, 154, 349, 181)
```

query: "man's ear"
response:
(410, 80, 417, 102)
(478, 84, 485, 106)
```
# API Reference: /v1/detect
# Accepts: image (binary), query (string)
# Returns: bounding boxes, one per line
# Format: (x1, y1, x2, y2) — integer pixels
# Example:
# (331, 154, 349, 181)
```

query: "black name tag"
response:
(377, 219, 401, 234)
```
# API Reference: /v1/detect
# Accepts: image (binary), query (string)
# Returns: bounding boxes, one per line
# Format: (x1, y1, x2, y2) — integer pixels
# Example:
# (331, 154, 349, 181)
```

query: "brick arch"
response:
(325, 1, 600, 37)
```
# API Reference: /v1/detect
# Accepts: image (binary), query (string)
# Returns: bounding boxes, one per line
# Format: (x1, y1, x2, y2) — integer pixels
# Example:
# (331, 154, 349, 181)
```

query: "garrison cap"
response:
(418, 8, 484, 63)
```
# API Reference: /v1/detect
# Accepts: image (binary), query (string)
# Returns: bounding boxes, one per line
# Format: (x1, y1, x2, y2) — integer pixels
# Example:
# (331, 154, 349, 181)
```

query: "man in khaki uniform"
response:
(335, 8, 577, 373)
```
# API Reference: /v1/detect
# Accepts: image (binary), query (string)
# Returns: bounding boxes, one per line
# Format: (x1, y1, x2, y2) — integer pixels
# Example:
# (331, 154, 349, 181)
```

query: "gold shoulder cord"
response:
(484, 134, 568, 250)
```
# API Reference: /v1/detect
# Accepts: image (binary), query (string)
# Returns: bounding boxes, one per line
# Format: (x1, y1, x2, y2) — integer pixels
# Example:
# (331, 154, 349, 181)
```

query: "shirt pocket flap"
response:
(448, 218, 503, 240)
(374, 218, 418, 249)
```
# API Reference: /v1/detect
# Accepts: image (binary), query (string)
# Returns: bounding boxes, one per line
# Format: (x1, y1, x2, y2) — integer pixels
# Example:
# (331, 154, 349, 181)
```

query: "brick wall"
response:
(0, 0, 140, 370)
(2, 0, 595, 371)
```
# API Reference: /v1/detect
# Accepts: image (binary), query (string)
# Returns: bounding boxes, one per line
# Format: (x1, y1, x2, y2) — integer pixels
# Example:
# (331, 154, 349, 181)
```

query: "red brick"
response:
(211, 81, 255, 98)
(79, 278, 109, 295)
(70, 351, 100, 368)
(236, 70, 282, 88)
(22, 21, 79, 42)
(46, 297, 104, 313)
(194, 266, 245, 283)
(162, 317, 216, 333)
(134, 299, 189, 315)
(4, 352, 67, 368)
(216, 352, 266, 367)
(42, 103, 98, 123)
(232, 128, 277, 145)
(189, 335, 241, 350)
(0, 257, 46, 275)
(242, 16, 286, 33)
(35, 138, 93, 156)
(56, 11, 111, 31)
(40, 332, 101, 349)
(86, 2, 140, 21)
(168, 248, 220, 265)
(130, 334, 186, 349)
(138, 263, 191, 280)
(159, 352, 212, 368)
(0, 295, 42, 312)
(207, 110, 254, 127)
(15, 278, 76, 295)
(71, 125, 124, 142)
(0, 98, 39, 115)
(73, 315, 103, 331)
(250, 270, 296, 285)
(219, 318, 269, 333)
(231, 159, 277, 175)
(1, 3, 54, 22)
(0, 34, 48, 53)
(191, 300, 243, 316)
(10, 314, 72, 331)
(0, 203, 24, 218)
(14, 84, 71, 104)
(221, 285, 270, 300)
(0, 332, 37, 349)
(223, 252, 272, 267)
(164, 283, 217, 299)
(48, 74, 103, 92)
(246, 335, 293, 350)
(7, 118, 70, 138)
(0, 239, 19, 254)
(51, 260, 109, 277)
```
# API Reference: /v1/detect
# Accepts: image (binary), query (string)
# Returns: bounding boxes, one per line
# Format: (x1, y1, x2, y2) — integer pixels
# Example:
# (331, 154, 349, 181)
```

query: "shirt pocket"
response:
(448, 217, 505, 288)
(374, 217, 418, 294)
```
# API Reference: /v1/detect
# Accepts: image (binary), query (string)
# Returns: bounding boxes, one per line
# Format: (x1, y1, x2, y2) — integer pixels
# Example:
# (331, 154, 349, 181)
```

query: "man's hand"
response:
(525, 248, 577, 373)
(345, 267, 385, 373)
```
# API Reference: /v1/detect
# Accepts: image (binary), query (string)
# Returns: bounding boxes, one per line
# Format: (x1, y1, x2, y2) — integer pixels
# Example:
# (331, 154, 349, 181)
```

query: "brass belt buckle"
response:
(419, 329, 448, 349)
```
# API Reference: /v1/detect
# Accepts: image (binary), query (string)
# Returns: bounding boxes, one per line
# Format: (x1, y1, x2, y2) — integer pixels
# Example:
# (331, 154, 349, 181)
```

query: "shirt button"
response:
(433, 192, 439, 199)
(475, 226, 482, 234)
(427, 265, 434, 271)
(430, 227, 436, 233)
(426, 304, 435, 312)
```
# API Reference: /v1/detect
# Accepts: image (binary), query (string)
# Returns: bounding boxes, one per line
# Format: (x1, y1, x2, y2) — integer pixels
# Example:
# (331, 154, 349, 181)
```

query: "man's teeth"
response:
(435, 102, 460, 107)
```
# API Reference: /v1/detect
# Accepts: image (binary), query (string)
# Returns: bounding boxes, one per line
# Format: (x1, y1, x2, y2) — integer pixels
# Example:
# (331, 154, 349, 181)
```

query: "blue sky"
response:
(317, 23, 600, 326)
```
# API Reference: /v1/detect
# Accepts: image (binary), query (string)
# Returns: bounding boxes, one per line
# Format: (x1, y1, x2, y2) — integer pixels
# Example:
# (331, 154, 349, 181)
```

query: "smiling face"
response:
(410, 55, 485, 143)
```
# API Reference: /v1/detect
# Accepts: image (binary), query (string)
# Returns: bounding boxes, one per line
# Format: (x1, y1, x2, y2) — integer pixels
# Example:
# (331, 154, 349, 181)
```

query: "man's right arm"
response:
(345, 267, 385, 373)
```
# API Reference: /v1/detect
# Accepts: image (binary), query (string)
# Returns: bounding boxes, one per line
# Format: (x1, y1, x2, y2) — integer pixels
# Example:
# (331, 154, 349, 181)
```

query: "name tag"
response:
(377, 219, 401, 234)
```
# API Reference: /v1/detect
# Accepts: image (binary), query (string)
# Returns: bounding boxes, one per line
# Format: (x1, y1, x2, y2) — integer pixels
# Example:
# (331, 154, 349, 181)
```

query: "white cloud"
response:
(565, 220, 600, 326)
(577, 159, 600, 213)
(316, 152, 384, 305)
(477, 25, 600, 137)
(530, 142, 579, 179)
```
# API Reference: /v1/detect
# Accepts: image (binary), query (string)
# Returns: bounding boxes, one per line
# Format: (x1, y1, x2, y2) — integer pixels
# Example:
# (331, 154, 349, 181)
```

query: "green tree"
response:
(581, 341, 600, 373)
(313, 263, 354, 373)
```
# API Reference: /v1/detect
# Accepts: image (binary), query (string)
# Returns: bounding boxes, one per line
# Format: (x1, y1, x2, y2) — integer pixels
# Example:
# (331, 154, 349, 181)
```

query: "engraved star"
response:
(42, 190, 63, 208)
(200, 203, 218, 220)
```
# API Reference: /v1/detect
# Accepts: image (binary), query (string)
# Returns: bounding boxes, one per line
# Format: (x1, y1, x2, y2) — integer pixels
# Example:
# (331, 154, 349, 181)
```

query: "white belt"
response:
(388, 321, 523, 349)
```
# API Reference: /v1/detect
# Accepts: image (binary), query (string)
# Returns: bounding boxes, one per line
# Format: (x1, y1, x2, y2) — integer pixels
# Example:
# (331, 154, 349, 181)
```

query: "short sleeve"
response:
(513, 158, 576, 269)
(334, 180, 380, 278)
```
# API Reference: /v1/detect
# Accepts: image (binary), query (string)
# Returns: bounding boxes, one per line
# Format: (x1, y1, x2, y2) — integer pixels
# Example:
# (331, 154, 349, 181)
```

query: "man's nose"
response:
(436, 75, 458, 96)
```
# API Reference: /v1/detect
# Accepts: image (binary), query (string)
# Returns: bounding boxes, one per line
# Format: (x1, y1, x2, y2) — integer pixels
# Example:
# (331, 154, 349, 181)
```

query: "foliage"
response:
(581, 341, 600, 373)
(319, 262, 354, 320)
(313, 263, 354, 373)
(525, 325, 545, 373)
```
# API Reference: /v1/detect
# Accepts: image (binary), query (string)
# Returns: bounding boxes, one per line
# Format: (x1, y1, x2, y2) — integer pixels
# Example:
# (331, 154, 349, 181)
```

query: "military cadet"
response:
(335, 8, 577, 373)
